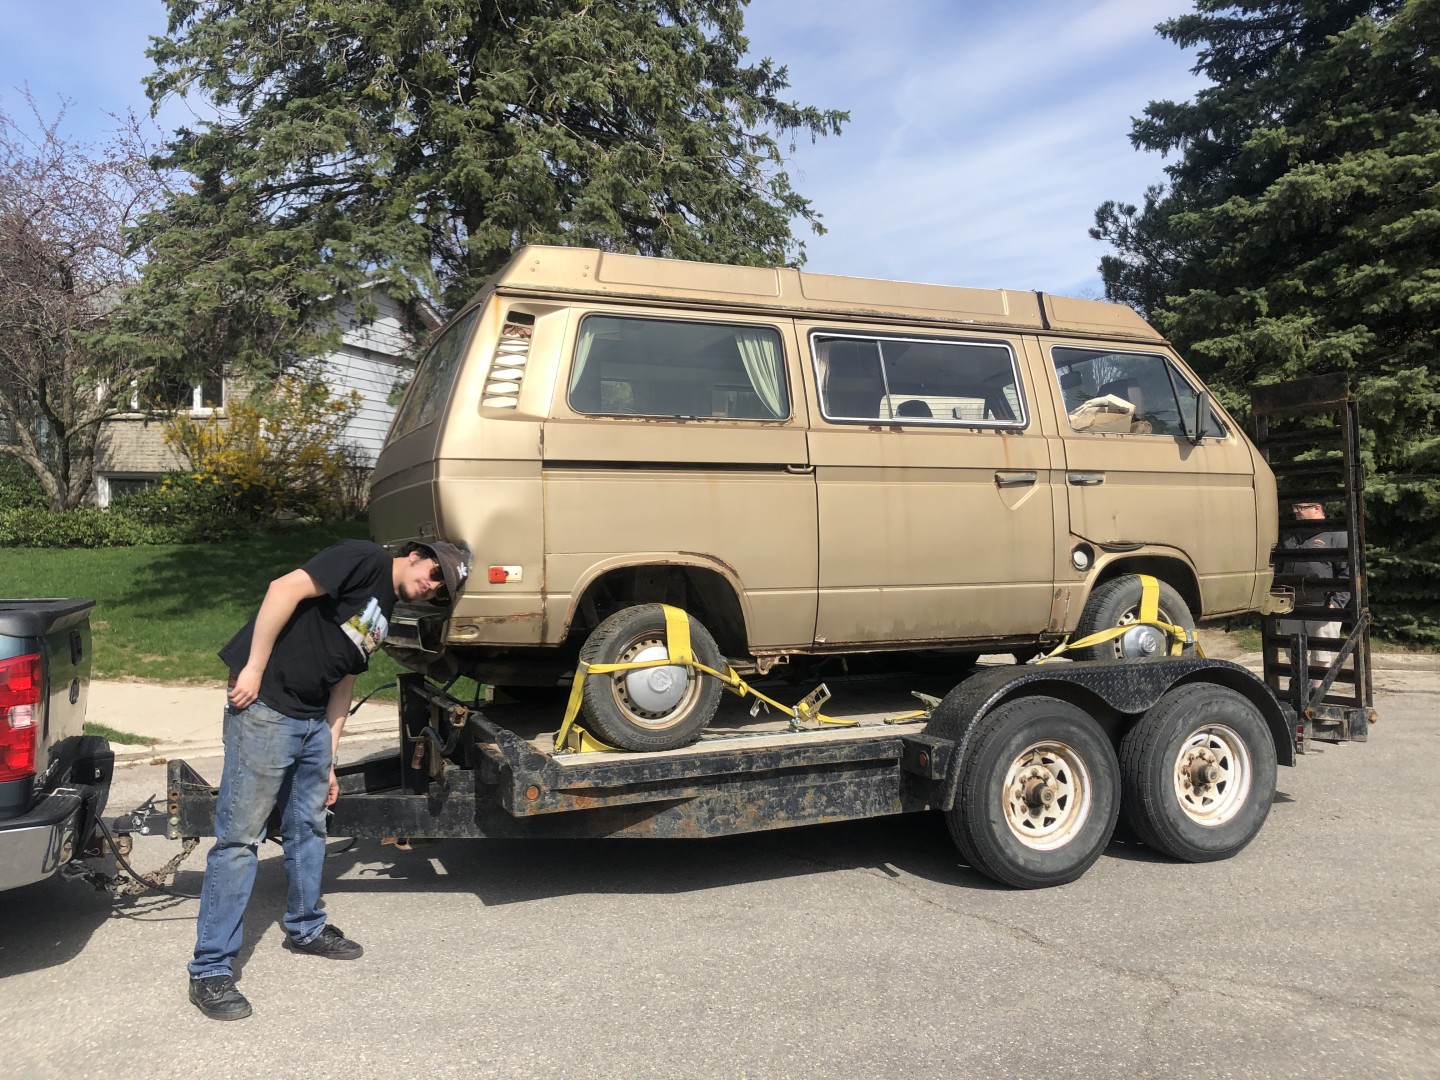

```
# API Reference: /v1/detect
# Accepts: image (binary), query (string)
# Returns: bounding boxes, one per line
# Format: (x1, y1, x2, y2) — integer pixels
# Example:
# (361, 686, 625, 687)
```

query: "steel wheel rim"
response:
(610, 636, 699, 728)
(1171, 724, 1252, 827)
(1002, 740, 1093, 850)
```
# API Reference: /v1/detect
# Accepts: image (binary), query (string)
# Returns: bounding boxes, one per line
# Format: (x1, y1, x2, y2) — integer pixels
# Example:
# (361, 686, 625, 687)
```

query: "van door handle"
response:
(994, 471, 1037, 488)
(1068, 473, 1105, 486)
(786, 464, 814, 474)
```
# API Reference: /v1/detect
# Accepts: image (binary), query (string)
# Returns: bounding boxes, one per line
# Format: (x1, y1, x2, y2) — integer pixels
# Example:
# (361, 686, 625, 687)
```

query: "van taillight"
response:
(0, 652, 42, 783)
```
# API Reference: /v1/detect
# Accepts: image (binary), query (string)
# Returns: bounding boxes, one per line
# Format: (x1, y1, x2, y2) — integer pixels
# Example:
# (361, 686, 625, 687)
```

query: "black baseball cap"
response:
(415, 540, 471, 605)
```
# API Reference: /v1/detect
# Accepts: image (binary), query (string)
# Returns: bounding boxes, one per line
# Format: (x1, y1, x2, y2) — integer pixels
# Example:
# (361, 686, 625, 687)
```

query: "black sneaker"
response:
(189, 975, 252, 1021)
(283, 924, 364, 960)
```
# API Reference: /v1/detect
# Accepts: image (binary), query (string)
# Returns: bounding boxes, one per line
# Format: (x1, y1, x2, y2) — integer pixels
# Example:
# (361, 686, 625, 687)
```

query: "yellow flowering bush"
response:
(162, 374, 364, 519)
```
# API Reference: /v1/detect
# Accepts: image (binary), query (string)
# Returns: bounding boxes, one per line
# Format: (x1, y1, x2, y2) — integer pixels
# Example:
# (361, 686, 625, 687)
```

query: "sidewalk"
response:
(92, 681, 401, 764)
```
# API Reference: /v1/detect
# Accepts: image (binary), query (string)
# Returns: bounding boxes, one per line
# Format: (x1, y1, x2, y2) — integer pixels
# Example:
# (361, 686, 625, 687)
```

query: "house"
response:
(93, 286, 442, 506)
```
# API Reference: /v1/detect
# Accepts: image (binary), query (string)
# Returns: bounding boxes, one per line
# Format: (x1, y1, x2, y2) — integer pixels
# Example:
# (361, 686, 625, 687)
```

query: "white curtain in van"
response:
(568, 328, 597, 396)
(735, 331, 785, 418)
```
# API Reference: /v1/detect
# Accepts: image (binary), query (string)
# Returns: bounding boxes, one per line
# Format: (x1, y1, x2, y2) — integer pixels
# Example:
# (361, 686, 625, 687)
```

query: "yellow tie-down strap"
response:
(1033, 574, 1203, 663)
(556, 605, 867, 752)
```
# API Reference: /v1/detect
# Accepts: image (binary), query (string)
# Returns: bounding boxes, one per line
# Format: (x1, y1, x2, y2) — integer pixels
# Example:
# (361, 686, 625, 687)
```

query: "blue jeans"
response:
(189, 700, 333, 979)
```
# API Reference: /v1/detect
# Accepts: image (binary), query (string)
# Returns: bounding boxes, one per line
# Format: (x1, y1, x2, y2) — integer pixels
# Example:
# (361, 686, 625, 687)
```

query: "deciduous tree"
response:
(0, 98, 164, 510)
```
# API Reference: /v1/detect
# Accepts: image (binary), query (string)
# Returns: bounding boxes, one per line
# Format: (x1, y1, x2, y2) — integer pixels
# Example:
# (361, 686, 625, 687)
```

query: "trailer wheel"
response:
(947, 695, 1120, 889)
(1073, 575, 1196, 662)
(1119, 683, 1276, 862)
(578, 604, 723, 752)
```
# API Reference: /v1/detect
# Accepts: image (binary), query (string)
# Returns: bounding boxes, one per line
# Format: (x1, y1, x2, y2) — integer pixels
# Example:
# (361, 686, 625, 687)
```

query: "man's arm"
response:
(229, 568, 328, 708)
(324, 674, 357, 807)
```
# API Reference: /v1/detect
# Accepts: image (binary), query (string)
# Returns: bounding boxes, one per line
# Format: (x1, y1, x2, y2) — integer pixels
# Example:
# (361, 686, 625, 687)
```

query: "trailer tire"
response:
(946, 695, 1120, 889)
(1074, 575, 1196, 662)
(1119, 683, 1276, 862)
(579, 604, 723, 752)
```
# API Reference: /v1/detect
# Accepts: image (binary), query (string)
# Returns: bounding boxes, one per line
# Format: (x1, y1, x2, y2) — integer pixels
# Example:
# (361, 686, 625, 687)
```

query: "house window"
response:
(98, 474, 159, 508)
(137, 367, 224, 414)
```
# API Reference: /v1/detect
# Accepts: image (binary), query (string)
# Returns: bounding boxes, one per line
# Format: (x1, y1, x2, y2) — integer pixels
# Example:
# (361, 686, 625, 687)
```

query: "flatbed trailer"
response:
(155, 657, 1298, 890)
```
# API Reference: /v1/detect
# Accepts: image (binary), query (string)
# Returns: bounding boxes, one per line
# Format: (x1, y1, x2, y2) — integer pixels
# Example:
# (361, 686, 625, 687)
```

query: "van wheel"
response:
(578, 604, 723, 752)
(1073, 575, 1196, 662)
(1119, 684, 1277, 862)
(945, 695, 1120, 889)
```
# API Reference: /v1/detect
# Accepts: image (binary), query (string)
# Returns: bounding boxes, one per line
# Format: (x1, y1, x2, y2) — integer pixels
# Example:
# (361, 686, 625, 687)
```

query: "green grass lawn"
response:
(0, 520, 404, 700)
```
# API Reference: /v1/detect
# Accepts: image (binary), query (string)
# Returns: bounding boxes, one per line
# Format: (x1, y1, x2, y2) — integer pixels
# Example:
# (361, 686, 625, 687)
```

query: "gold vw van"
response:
(370, 246, 1281, 750)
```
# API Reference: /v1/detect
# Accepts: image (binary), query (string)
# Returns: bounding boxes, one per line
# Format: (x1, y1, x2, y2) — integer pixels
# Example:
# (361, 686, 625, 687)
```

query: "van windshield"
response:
(390, 307, 481, 440)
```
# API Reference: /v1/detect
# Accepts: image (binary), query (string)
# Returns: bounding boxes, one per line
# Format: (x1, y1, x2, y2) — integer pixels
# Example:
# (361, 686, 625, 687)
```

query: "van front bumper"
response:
(0, 790, 85, 893)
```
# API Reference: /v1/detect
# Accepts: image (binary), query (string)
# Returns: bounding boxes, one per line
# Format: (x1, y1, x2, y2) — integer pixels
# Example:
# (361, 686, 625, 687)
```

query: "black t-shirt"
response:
(219, 539, 396, 719)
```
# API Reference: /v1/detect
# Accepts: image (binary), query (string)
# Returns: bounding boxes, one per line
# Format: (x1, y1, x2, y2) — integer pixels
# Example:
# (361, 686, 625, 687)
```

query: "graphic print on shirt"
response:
(341, 596, 389, 660)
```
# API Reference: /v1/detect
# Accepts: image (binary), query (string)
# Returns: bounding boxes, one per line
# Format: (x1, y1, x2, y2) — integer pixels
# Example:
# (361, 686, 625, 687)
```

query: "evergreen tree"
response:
(1092, 0, 1440, 641)
(118, 0, 845, 376)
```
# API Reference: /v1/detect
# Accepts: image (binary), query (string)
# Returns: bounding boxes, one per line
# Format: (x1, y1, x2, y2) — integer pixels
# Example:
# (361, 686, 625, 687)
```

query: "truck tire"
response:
(578, 604, 723, 752)
(946, 695, 1120, 889)
(1073, 575, 1196, 662)
(1119, 683, 1277, 862)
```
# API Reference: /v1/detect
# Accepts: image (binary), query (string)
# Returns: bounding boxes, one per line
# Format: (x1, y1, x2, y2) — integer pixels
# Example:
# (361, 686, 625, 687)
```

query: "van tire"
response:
(945, 695, 1120, 889)
(1119, 684, 1276, 862)
(1073, 575, 1196, 662)
(579, 604, 723, 751)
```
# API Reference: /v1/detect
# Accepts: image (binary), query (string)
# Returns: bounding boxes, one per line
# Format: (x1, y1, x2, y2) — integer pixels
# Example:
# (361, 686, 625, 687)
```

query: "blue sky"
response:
(0, 0, 1204, 299)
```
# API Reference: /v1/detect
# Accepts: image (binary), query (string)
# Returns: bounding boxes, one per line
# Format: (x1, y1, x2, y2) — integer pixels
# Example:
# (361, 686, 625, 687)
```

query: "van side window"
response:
(812, 334, 1025, 426)
(568, 315, 788, 420)
(1052, 346, 1224, 438)
(390, 307, 481, 439)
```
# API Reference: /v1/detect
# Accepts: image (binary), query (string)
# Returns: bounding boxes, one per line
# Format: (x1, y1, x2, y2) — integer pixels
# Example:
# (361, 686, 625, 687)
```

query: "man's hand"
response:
(229, 664, 264, 708)
(326, 765, 339, 807)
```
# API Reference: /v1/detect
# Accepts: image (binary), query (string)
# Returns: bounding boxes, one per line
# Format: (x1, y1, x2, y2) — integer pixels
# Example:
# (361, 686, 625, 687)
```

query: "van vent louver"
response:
(482, 320, 534, 408)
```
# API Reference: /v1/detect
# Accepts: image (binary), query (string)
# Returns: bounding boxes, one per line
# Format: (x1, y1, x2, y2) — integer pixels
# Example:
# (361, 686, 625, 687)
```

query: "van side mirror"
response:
(1190, 390, 1211, 445)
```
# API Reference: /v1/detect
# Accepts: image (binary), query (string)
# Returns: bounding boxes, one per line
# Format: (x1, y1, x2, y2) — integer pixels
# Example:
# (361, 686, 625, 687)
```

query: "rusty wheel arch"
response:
(570, 561, 749, 657)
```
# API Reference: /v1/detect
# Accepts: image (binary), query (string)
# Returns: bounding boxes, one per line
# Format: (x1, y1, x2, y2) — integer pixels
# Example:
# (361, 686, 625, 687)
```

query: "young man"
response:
(187, 537, 470, 1021)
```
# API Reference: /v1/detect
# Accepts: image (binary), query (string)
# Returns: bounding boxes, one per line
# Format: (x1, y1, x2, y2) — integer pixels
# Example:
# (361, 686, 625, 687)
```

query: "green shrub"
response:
(0, 507, 146, 547)
(110, 473, 256, 543)
(0, 457, 47, 512)
(0, 475, 258, 547)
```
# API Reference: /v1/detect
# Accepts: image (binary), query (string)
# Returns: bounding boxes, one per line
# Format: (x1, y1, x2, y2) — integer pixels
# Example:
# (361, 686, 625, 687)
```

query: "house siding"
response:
(94, 285, 429, 502)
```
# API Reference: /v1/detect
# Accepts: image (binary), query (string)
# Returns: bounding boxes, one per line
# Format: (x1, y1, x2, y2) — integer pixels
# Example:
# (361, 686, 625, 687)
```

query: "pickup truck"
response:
(0, 599, 112, 892)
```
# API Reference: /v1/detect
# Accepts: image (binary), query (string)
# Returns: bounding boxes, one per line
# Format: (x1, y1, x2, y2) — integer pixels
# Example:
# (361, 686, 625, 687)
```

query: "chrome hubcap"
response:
(618, 641, 690, 719)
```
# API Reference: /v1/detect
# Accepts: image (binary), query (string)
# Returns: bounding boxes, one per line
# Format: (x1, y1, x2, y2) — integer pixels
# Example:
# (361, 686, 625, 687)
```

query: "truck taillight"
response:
(0, 652, 42, 783)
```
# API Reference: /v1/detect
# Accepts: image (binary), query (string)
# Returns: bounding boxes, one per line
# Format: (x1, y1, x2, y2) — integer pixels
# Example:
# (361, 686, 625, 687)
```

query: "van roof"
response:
(487, 245, 1164, 343)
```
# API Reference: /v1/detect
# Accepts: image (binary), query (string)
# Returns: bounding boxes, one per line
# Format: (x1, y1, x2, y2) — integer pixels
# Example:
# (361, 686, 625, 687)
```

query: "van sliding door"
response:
(803, 326, 1056, 646)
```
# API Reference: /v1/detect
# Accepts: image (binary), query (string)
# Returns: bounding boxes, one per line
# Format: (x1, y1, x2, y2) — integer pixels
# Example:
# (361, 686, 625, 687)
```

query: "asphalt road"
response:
(3, 669, 1438, 1080)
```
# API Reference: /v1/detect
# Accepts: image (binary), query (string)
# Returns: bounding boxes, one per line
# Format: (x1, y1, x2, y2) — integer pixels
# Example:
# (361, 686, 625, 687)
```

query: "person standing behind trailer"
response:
(186, 538, 470, 1021)
(1277, 500, 1349, 676)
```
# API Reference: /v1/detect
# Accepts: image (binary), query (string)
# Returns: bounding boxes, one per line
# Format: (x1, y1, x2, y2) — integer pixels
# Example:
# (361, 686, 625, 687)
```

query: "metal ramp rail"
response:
(1251, 374, 1376, 745)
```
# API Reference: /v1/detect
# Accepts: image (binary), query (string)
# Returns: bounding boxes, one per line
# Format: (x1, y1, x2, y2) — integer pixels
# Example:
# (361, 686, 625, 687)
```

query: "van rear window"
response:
(812, 333, 1025, 426)
(567, 315, 788, 420)
(390, 308, 481, 440)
